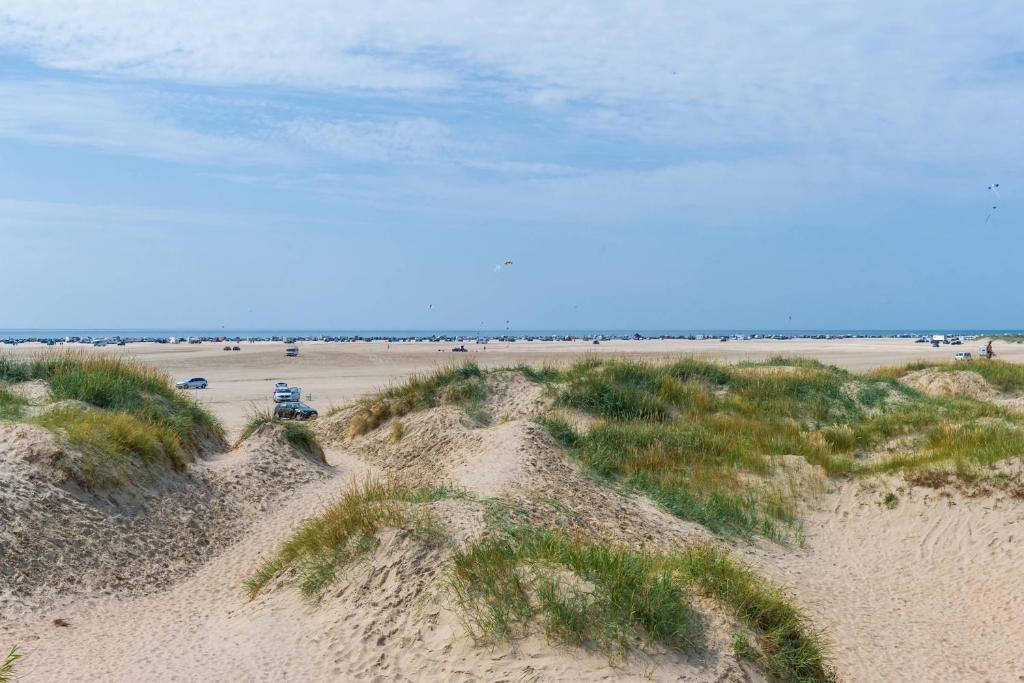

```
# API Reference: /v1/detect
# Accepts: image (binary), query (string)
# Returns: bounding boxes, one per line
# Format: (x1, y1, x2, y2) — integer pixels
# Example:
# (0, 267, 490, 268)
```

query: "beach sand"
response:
(7, 336, 1020, 437)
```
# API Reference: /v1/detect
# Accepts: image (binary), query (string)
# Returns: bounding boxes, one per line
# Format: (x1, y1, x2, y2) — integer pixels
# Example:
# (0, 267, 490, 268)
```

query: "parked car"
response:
(176, 377, 208, 389)
(285, 346, 299, 357)
(954, 352, 973, 361)
(951, 339, 962, 346)
(274, 386, 300, 402)
(274, 401, 318, 420)
(274, 382, 289, 392)
(232, 345, 241, 351)
(451, 345, 468, 352)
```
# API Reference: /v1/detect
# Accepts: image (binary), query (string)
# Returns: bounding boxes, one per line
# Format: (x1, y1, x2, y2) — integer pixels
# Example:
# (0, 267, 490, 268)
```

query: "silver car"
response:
(176, 377, 208, 389)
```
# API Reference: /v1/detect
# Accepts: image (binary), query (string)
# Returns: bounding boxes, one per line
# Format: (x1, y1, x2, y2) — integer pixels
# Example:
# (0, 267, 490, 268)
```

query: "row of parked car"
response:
(174, 378, 317, 420)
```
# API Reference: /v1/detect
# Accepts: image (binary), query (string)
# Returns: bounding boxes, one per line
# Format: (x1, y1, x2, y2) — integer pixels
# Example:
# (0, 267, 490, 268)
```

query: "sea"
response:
(1, 328, 1022, 341)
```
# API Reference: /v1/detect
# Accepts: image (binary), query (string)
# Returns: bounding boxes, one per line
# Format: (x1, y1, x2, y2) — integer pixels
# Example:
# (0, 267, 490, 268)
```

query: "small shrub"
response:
(882, 491, 899, 509)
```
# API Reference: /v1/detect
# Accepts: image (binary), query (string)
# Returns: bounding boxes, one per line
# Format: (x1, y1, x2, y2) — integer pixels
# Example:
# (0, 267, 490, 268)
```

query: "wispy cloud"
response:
(282, 117, 455, 163)
(0, 79, 295, 165)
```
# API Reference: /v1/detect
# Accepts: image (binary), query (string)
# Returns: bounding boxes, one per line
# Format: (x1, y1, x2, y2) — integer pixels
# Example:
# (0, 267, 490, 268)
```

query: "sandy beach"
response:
(6, 337, 1018, 437)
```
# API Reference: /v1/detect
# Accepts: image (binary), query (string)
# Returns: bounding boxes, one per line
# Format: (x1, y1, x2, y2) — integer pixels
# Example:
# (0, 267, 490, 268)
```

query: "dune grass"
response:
(0, 387, 27, 420)
(872, 358, 1024, 393)
(679, 545, 834, 682)
(34, 407, 186, 488)
(245, 479, 457, 600)
(449, 527, 699, 654)
(535, 357, 1024, 539)
(346, 363, 487, 437)
(0, 352, 222, 451)
(0, 352, 224, 489)
(239, 408, 322, 456)
(450, 519, 832, 681)
(0, 646, 20, 683)
(247, 476, 832, 680)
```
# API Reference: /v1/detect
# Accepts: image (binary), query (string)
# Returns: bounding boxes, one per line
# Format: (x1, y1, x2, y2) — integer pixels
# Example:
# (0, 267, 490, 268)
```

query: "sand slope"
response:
(746, 479, 1024, 682)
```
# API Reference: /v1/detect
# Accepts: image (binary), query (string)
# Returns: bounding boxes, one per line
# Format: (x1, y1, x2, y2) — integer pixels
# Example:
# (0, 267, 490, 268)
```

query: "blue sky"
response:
(1, 1, 1021, 330)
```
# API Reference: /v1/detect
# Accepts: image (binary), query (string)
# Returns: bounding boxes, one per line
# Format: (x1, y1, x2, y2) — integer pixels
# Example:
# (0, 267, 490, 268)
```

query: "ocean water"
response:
(1, 328, 1022, 340)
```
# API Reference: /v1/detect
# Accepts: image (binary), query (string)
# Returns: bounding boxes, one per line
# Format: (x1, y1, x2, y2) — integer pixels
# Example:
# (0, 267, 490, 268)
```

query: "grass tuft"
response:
(346, 363, 487, 437)
(245, 479, 456, 600)
(239, 408, 322, 458)
(679, 545, 835, 682)
(449, 527, 699, 654)
(34, 407, 185, 488)
(0, 646, 20, 683)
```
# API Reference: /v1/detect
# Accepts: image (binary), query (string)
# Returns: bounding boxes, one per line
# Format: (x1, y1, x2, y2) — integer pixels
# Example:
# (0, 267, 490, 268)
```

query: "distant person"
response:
(986, 340, 994, 359)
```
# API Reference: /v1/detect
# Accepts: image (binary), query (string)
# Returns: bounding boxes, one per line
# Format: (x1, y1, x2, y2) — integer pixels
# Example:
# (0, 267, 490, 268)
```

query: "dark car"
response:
(274, 401, 318, 420)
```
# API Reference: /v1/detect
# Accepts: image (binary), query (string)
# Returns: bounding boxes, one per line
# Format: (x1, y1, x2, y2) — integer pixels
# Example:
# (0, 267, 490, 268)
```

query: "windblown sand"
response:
(2, 340, 1023, 681)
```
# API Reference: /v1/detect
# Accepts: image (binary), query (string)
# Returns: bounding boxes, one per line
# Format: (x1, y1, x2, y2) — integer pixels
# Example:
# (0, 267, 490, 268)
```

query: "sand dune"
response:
(3, 346, 1024, 681)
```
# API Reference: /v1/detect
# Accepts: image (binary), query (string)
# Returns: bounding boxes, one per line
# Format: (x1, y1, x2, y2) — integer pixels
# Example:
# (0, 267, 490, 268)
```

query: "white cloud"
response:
(0, 1, 1021, 184)
(0, 80, 294, 165)
(283, 117, 454, 162)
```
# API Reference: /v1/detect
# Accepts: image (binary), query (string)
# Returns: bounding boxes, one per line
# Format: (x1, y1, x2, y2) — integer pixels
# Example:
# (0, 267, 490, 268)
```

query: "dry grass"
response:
(245, 479, 456, 600)
(345, 363, 487, 437)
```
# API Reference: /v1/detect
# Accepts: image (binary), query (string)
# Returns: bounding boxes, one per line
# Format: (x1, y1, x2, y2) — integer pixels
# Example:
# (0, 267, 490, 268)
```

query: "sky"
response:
(0, 1, 1021, 331)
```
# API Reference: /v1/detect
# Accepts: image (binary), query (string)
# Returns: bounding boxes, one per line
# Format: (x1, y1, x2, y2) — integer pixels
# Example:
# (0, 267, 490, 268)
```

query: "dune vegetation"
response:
(0, 352, 224, 488)
(531, 357, 1024, 539)
(872, 358, 1024, 393)
(245, 479, 457, 599)
(0, 646, 20, 683)
(239, 408, 322, 457)
(250, 478, 834, 682)
(344, 363, 488, 437)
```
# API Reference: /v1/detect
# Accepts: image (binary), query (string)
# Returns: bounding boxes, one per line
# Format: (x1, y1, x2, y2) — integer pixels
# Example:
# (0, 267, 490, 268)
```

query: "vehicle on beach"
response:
(954, 352, 973, 361)
(452, 345, 468, 352)
(274, 386, 300, 402)
(176, 377, 208, 389)
(285, 346, 299, 357)
(274, 382, 289, 392)
(274, 401, 318, 420)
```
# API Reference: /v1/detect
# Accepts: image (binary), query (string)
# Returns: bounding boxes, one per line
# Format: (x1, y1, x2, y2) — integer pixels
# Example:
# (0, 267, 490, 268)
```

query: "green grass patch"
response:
(0, 352, 224, 489)
(0, 351, 223, 454)
(33, 407, 186, 488)
(538, 358, 1024, 540)
(450, 527, 699, 655)
(0, 646, 21, 683)
(240, 408, 322, 457)
(679, 545, 835, 682)
(345, 363, 488, 436)
(245, 479, 457, 600)
(0, 387, 27, 420)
